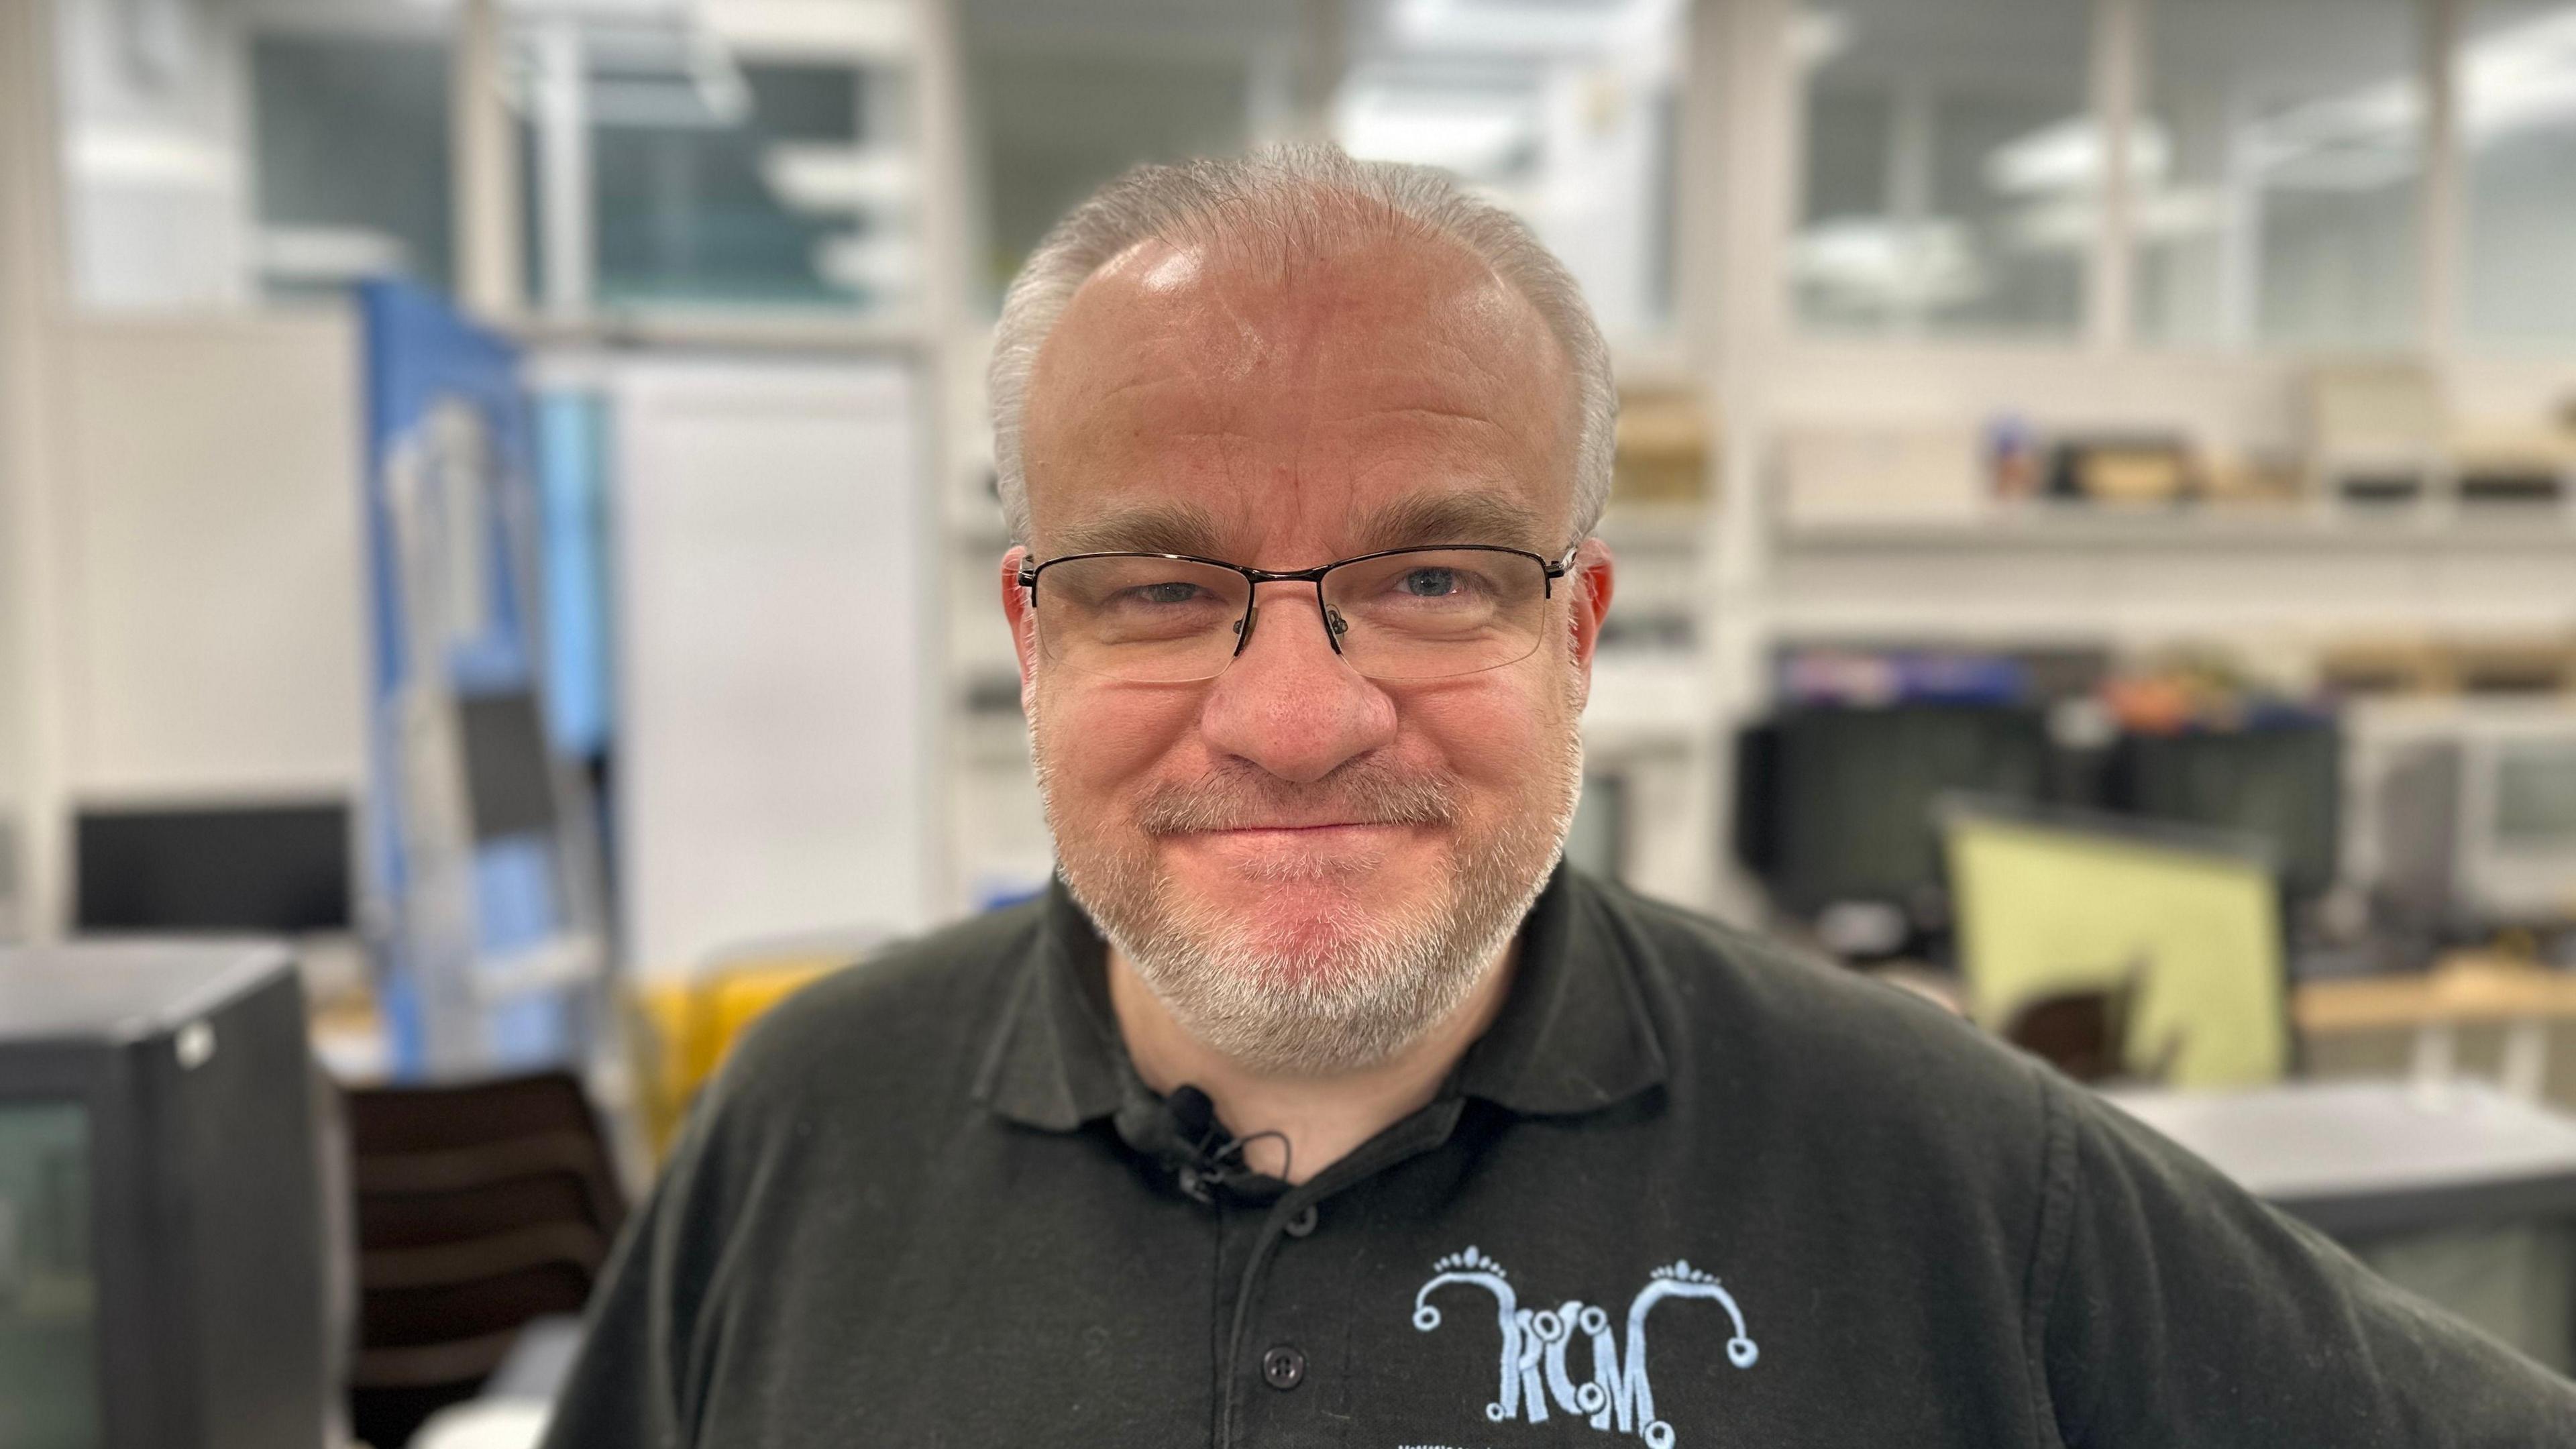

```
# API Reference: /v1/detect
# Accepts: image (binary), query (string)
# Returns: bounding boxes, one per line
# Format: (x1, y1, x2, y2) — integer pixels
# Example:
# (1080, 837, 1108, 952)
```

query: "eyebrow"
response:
(1039, 488, 1555, 563)
(1356, 490, 1553, 554)
(1044, 502, 1228, 559)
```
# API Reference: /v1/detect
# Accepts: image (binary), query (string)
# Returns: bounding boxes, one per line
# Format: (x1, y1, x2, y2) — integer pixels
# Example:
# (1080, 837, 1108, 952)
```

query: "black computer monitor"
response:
(2108, 722, 2342, 900)
(1735, 704, 2055, 916)
(0, 944, 329, 1449)
(73, 802, 352, 934)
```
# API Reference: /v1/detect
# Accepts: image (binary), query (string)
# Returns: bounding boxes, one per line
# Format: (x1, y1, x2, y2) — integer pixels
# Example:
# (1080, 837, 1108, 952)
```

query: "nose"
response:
(1196, 583, 1397, 784)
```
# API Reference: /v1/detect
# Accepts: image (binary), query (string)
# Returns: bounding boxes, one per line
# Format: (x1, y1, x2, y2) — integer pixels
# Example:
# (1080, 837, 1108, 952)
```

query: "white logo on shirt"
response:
(1411, 1246, 1758, 1449)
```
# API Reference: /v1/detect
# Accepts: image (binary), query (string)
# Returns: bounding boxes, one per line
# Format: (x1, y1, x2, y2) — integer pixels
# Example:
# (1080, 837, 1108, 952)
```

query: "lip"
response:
(1177, 822, 1421, 843)
(1207, 822, 1382, 833)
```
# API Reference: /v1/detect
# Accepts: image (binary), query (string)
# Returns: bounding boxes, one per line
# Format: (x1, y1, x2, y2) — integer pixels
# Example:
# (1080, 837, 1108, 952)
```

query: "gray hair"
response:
(988, 143, 1617, 549)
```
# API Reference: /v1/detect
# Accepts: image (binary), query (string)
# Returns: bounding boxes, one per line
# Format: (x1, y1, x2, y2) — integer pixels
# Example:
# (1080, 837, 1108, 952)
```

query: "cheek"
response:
(1036, 674, 1203, 800)
(1399, 672, 1572, 796)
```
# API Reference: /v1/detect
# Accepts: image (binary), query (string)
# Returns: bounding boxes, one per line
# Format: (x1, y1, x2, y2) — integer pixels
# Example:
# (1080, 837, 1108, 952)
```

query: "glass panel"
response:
(508, 11, 919, 316)
(56, 0, 453, 311)
(2461, 0, 2576, 346)
(1792, 0, 2092, 339)
(969, 58, 1253, 298)
(586, 58, 888, 310)
(961, 1, 1684, 343)
(963, 1, 1278, 301)
(252, 34, 454, 301)
(2136, 0, 2422, 348)
(1337, 0, 1687, 344)
(0, 1102, 98, 1449)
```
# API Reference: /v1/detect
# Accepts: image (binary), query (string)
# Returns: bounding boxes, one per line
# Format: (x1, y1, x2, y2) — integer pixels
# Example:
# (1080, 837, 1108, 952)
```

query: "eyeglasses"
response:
(1017, 544, 1576, 684)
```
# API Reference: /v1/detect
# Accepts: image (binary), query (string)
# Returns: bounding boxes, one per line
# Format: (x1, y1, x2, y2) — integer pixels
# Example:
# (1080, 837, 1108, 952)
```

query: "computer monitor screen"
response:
(1751, 706, 2053, 914)
(1944, 806, 2288, 1089)
(0, 1101, 99, 1449)
(2496, 743, 2576, 848)
(2112, 724, 2341, 899)
(74, 803, 352, 934)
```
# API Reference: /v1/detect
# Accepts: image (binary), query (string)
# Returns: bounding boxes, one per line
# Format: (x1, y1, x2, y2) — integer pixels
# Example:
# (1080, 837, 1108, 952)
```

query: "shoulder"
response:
(699, 896, 1049, 1126)
(1583, 871, 2044, 1096)
(1574, 870, 2064, 1169)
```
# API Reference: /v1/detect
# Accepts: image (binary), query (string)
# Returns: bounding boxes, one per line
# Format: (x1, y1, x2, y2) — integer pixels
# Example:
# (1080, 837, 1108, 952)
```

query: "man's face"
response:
(1003, 228, 1614, 1073)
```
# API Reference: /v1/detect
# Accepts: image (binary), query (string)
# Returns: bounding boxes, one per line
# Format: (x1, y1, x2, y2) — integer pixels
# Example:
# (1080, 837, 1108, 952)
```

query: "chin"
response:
(1166, 833, 1439, 907)
(1162, 843, 1444, 955)
(1226, 904, 1407, 984)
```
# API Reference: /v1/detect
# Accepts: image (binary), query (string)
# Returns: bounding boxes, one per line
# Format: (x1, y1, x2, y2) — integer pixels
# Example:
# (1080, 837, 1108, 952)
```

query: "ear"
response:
(1564, 537, 1615, 684)
(1000, 547, 1039, 709)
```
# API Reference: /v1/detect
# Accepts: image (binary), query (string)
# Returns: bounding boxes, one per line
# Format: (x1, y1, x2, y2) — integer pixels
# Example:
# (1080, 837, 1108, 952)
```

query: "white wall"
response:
(613, 354, 939, 975)
(54, 311, 368, 802)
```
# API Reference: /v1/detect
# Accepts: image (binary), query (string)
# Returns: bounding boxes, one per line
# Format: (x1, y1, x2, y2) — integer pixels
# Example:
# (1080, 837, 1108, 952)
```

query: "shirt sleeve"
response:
(537, 1104, 724, 1449)
(2035, 1084, 2576, 1448)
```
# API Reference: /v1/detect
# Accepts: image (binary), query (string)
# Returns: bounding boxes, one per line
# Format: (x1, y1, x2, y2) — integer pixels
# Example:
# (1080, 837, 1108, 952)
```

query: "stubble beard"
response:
(1030, 674, 1587, 1077)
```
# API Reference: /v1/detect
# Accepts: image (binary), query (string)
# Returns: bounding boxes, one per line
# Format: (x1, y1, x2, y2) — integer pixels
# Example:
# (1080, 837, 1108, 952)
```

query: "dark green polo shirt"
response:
(542, 867, 2576, 1447)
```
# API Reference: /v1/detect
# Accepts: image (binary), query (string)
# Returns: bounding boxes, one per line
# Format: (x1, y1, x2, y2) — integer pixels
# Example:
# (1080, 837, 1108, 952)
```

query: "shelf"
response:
(1778, 503, 2576, 554)
(1594, 500, 1715, 553)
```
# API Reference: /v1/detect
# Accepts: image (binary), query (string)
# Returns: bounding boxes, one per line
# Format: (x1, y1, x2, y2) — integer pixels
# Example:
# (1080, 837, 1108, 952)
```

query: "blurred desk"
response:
(2108, 1079, 2576, 1371)
(2108, 1079, 2576, 1239)
(2294, 955, 2576, 1100)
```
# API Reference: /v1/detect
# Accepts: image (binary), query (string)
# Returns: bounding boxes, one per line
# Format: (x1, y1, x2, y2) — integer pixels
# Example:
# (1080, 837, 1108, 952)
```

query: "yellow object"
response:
(628, 952, 851, 1158)
(1945, 808, 2290, 1089)
(2075, 445, 2192, 504)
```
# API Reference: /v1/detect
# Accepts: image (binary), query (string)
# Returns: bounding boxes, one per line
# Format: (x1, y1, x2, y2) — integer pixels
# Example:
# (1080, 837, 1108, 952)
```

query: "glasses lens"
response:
(1323, 549, 1552, 680)
(1032, 555, 1251, 682)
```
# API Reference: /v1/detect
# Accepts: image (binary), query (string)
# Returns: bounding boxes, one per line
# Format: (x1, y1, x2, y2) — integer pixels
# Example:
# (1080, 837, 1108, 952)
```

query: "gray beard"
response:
(1030, 686, 1586, 1076)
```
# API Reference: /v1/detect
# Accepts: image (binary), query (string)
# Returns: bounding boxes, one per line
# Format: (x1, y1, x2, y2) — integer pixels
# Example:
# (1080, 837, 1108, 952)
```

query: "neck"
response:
(1105, 941, 1519, 1185)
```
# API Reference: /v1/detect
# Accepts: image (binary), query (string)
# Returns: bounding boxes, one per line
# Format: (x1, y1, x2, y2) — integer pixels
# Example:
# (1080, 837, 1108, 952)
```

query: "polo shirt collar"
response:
(972, 865, 1669, 1132)
(972, 881, 1130, 1132)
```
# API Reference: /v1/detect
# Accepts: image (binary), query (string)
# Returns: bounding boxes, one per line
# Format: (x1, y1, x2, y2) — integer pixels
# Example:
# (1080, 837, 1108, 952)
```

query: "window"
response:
(56, 0, 455, 311)
(2460, 0, 2576, 347)
(967, 32, 1260, 303)
(1793, 0, 2093, 339)
(2135, 0, 2422, 348)
(516, 12, 917, 315)
(586, 61, 890, 309)
(254, 34, 454, 301)
(1337, 0, 1685, 344)
(962, 0, 1683, 345)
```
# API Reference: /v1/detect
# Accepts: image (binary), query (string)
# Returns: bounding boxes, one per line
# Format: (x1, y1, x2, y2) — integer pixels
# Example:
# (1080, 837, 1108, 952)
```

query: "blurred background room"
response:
(4, 0, 2576, 1444)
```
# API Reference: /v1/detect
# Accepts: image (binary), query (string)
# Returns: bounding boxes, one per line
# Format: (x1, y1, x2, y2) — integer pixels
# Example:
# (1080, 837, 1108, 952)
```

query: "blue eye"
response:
(1130, 582, 1206, 605)
(1400, 568, 1459, 598)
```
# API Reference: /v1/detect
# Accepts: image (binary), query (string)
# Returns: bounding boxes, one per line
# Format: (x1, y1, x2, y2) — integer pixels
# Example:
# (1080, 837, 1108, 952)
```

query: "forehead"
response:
(1019, 227, 1576, 559)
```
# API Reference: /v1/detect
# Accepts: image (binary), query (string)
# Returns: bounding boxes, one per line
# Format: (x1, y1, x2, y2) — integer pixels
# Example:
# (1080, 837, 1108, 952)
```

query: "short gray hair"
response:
(989, 143, 1617, 549)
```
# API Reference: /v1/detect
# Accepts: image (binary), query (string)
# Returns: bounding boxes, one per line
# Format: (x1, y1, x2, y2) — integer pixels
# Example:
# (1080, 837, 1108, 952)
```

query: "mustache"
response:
(1134, 760, 1461, 835)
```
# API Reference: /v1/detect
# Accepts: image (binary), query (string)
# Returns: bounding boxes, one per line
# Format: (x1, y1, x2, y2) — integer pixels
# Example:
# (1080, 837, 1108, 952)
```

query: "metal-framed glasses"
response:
(1017, 544, 1577, 684)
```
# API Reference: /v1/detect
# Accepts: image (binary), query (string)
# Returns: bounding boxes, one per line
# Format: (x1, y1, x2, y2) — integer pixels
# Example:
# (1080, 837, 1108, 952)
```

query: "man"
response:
(543, 148, 2575, 1447)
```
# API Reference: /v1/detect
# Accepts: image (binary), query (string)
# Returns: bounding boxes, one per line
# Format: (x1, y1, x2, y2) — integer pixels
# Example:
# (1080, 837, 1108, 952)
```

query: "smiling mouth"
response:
(1212, 822, 1382, 833)
(1173, 821, 1426, 843)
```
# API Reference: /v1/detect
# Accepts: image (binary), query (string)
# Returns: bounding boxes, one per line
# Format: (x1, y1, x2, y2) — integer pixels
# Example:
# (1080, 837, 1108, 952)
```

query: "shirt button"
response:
(1261, 1344, 1306, 1391)
(1283, 1203, 1318, 1238)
